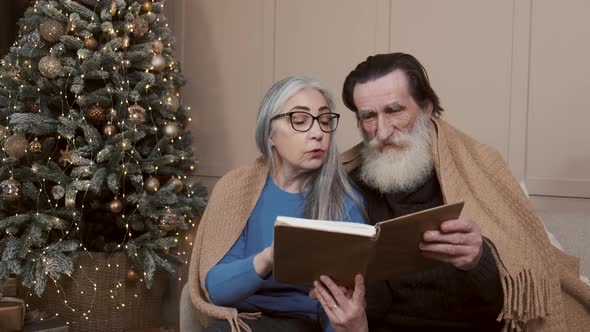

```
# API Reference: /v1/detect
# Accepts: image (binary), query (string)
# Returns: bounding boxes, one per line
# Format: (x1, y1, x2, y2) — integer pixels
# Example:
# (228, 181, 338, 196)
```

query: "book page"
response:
(275, 216, 376, 237)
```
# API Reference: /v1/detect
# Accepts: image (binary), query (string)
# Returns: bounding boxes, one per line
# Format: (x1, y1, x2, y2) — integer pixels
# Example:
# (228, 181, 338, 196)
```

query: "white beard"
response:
(360, 113, 434, 194)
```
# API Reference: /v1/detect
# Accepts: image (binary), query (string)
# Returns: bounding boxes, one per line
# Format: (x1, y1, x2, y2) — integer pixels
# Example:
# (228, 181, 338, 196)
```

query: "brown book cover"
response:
(273, 202, 464, 287)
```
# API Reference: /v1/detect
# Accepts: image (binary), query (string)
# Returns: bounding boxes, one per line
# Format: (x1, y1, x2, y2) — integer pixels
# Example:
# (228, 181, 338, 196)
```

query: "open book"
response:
(273, 202, 464, 287)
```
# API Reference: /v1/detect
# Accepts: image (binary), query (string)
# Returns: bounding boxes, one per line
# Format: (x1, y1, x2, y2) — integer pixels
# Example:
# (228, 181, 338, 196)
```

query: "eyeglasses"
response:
(271, 111, 340, 133)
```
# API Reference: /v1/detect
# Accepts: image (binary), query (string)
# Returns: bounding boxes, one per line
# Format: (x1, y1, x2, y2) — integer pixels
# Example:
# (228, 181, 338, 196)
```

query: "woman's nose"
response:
(308, 119, 324, 139)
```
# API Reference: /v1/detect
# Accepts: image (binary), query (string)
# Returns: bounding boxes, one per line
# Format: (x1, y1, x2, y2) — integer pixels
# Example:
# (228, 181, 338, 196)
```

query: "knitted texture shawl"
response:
(342, 118, 590, 331)
(188, 158, 268, 332)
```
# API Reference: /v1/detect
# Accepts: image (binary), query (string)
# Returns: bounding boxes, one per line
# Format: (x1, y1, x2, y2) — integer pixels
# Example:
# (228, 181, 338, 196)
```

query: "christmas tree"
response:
(0, 0, 207, 297)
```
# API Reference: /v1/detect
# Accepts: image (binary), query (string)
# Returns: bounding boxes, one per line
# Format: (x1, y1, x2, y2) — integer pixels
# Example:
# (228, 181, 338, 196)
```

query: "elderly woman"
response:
(188, 76, 366, 332)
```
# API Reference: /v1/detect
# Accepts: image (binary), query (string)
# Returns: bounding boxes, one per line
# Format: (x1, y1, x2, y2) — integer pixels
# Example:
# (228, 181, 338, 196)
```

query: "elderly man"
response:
(311, 53, 590, 332)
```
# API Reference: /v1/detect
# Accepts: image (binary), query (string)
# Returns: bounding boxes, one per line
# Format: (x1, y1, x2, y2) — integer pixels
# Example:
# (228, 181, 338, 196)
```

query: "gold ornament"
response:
(22, 24, 34, 34)
(127, 104, 146, 124)
(24, 103, 39, 113)
(145, 176, 160, 192)
(0, 127, 8, 142)
(132, 16, 149, 37)
(38, 56, 62, 79)
(163, 123, 179, 140)
(84, 36, 98, 50)
(85, 105, 107, 124)
(110, 1, 117, 16)
(166, 176, 183, 193)
(66, 20, 77, 34)
(159, 209, 180, 231)
(142, 0, 153, 12)
(40, 19, 64, 43)
(59, 147, 73, 166)
(29, 138, 42, 154)
(126, 269, 139, 282)
(0, 179, 21, 202)
(163, 93, 179, 112)
(150, 54, 166, 72)
(121, 36, 130, 49)
(152, 39, 164, 54)
(109, 198, 123, 214)
(4, 134, 28, 159)
(102, 122, 117, 136)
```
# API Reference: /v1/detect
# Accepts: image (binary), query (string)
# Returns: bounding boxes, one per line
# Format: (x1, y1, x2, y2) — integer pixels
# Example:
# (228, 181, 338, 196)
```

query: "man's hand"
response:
(419, 218, 483, 271)
(310, 274, 368, 332)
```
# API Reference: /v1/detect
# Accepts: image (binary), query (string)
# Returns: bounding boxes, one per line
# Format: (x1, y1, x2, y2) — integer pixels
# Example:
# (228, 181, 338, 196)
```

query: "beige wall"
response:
(166, 0, 590, 198)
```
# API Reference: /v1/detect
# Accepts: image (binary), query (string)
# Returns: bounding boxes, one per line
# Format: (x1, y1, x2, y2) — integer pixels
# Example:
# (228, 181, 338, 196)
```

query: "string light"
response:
(5, 0, 201, 325)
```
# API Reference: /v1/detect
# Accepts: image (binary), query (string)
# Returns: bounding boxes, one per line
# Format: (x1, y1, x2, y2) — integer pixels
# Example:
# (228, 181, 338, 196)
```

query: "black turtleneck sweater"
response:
(350, 168, 504, 332)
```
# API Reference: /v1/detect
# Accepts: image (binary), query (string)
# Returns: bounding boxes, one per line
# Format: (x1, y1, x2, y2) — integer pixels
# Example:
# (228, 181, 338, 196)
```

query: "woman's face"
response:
(271, 88, 333, 176)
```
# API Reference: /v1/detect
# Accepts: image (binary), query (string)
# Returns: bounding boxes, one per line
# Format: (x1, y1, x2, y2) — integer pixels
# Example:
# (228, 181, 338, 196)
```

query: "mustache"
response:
(367, 132, 411, 151)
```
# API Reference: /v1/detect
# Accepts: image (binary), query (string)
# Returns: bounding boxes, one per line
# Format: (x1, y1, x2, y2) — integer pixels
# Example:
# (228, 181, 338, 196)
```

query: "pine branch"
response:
(9, 113, 60, 136)
(41, 3, 69, 23)
(62, 0, 99, 22)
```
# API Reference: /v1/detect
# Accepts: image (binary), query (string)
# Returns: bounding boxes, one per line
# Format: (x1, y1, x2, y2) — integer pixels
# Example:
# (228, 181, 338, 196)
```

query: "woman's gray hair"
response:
(255, 76, 365, 221)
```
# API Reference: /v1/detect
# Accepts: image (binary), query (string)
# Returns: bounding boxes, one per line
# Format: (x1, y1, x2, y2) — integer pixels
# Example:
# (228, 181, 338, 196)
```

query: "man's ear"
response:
(425, 101, 433, 118)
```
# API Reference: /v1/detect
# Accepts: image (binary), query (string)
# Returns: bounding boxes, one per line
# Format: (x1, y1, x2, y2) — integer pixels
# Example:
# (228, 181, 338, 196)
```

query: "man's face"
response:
(353, 69, 431, 149)
(354, 69, 435, 193)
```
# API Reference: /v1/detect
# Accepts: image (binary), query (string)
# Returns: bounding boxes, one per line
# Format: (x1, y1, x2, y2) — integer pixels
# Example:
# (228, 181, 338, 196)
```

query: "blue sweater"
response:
(206, 176, 364, 331)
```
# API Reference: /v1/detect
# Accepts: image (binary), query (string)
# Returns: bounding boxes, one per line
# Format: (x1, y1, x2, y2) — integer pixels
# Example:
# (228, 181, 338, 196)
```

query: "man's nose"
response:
(375, 114, 393, 142)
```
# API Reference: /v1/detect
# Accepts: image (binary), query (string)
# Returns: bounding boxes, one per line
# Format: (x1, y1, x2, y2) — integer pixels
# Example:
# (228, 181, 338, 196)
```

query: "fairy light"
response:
(5, 1, 202, 325)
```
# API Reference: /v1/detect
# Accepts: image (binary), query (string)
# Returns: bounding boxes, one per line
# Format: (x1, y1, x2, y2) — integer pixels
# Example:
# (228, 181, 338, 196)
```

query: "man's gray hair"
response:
(255, 76, 365, 221)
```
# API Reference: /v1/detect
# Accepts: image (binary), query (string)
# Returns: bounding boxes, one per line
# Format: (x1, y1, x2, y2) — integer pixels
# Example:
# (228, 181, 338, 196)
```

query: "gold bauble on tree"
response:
(24, 102, 39, 113)
(0, 179, 21, 202)
(22, 24, 34, 34)
(66, 20, 76, 34)
(29, 138, 42, 154)
(159, 209, 180, 231)
(166, 176, 183, 193)
(40, 19, 64, 43)
(121, 36, 130, 49)
(153, 39, 164, 54)
(85, 105, 107, 124)
(102, 122, 117, 136)
(109, 198, 123, 214)
(126, 269, 139, 282)
(163, 93, 179, 112)
(110, 0, 117, 16)
(38, 56, 62, 79)
(84, 36, 98, 50)
(0, 127, 8, 142)
(163, 123, 179, 140)
(59, 147, 73, 166)
(142, 0, 153, 12)
(145, 176, 160, 192)
(127, 104, 146, 124)
(4, 134, 28, 159)
(132, 16, 149, 37)
(151, 54, 166, 72)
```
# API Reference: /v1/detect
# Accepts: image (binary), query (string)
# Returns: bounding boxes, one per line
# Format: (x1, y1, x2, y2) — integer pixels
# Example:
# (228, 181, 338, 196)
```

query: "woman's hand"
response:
(253, 244, 274, 277)
(311, 274, 369, 332)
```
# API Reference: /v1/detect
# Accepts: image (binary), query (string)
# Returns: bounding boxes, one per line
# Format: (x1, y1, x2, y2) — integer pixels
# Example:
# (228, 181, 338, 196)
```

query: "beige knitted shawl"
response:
(188, 158, 268, 332)
(341, 118, 590, 331)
